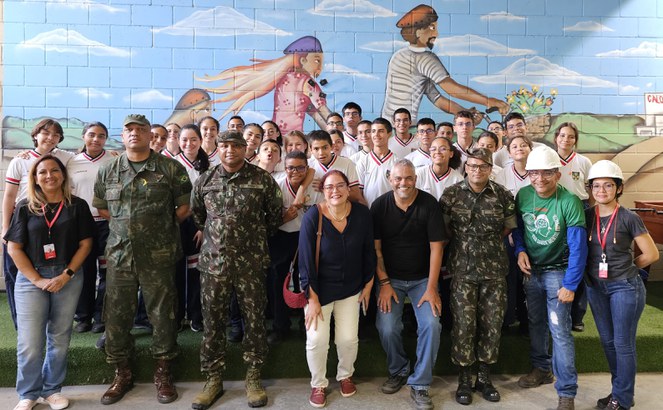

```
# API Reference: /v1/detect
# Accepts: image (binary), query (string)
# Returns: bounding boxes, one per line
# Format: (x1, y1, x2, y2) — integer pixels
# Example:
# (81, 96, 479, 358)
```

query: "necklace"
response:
(328, 203, 348, 222)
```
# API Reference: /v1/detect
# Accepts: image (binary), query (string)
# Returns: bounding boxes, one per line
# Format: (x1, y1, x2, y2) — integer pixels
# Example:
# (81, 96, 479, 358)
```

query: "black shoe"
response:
(597, 394, 634, 409)
(267, 330, 286, 345)
(228, 326, 243, 343)
(191, 321, 203, 332)
(474, 379, 500, 402)
(96, 332, 107, 351)
(74, 321, 92, 333)
(91, 322, 105, 333)
(572, 322, 584, 332)
(381, 374, 408, 394)
(410, 387, 433, 410)
(456, 367, 473, 405)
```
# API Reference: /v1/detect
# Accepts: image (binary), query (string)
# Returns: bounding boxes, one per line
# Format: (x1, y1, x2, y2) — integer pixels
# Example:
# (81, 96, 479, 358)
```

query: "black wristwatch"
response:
(65, 268, 75, 277)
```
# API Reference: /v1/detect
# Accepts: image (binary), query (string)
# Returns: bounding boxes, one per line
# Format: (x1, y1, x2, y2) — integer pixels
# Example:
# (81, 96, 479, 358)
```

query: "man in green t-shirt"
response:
(512, 146, 587, 410)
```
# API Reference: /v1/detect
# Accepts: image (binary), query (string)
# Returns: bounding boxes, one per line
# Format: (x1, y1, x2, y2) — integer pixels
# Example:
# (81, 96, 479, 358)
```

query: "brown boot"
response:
(101, 361, 133, 405)
(154, 359, 178, 404)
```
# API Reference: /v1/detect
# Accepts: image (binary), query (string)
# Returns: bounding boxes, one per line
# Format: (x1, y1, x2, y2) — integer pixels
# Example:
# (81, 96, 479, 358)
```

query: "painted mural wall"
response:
(1, 0, 663, 213)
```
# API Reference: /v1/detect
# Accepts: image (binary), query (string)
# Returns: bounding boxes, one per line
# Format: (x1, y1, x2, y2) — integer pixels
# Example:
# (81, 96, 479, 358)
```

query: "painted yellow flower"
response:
(520, 104, 529, 112)
(551, 88, 558, 96)
(532, 85, 540, 93)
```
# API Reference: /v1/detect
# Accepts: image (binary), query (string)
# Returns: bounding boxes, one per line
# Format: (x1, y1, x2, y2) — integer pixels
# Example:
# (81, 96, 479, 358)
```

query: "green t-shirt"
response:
(516, 184, 585, 270)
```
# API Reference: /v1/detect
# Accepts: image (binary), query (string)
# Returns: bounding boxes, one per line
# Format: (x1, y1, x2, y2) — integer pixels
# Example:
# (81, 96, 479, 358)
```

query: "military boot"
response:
(101, 360, 133, 405)
(245, 366, 268, 408)
(455, 366, 473, 405)
(192, 374, 224, 410)
(474, 362, 500, 402)
(154, 359, 178, 404)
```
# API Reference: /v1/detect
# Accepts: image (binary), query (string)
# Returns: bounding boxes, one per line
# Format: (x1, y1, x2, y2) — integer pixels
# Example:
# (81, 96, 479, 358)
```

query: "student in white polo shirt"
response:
(356, 118, 401, 207)
(350, 120, 373, 164)
(405, 118, 436, 168)
(389, 108, 418, 159)
(342, 102, 362, 152)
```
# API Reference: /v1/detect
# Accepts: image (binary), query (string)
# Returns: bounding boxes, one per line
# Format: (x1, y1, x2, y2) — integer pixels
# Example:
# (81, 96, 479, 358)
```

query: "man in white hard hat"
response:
(511, 145, 588, 410)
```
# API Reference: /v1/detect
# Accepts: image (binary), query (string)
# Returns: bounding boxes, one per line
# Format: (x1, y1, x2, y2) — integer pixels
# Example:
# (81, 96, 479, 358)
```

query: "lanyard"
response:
(595, 205, 619, 261)
(41, 201, 64, 238)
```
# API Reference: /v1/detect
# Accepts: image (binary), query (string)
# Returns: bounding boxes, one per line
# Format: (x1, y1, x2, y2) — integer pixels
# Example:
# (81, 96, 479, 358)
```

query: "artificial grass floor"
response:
(0, 283, 663, 386)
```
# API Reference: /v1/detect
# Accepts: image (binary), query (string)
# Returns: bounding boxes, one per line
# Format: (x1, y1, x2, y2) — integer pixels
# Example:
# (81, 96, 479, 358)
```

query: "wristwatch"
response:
(65, 268, 75, 277)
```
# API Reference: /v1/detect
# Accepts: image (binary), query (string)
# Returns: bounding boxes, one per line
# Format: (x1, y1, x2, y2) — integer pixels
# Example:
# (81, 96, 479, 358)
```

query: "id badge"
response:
(43, 243, 56, 260)
(598, 262, 608, 279)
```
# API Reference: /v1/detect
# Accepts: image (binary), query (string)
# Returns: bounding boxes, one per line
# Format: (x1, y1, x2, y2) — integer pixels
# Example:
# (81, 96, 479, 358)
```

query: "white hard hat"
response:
(525, 145, 562, 171)
(588, 160, 623, 181)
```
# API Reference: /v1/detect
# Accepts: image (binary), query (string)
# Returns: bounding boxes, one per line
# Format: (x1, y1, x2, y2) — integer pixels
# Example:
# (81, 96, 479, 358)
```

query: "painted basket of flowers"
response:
(507, 86, 557, 139)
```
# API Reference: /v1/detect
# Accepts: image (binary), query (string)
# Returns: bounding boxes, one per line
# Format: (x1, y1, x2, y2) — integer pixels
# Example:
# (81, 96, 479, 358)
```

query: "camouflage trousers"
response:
(450, 277, 506, 367)
(199, 270, 267, 375)
(104, 264, 178, 364)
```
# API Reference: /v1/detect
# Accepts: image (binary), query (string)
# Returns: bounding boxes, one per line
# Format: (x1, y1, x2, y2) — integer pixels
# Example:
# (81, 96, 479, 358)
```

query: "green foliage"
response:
(507, 86, 556, 116)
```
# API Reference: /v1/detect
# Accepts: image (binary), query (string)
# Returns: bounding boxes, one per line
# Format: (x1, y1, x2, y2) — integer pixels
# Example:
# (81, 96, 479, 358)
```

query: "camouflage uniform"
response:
(440, 179, 516, 366)
(93, 151, 192, 364)
(191, 162, 282, 375)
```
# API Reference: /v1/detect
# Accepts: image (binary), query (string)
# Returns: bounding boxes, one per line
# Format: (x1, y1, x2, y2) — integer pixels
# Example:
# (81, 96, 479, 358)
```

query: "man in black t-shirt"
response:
(371, 159, 445, 410)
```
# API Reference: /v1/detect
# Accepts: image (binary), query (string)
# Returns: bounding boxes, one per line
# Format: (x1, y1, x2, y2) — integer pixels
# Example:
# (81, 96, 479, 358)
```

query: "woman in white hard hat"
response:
(586, 160, 658, 410)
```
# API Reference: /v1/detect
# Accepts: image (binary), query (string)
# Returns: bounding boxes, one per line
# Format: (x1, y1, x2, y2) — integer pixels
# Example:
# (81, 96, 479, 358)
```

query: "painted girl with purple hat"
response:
(197, 35, 331, 134)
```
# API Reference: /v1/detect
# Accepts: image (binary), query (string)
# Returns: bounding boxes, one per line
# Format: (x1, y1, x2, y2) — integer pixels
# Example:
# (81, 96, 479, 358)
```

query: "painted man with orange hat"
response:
(382, 4, 508, 123)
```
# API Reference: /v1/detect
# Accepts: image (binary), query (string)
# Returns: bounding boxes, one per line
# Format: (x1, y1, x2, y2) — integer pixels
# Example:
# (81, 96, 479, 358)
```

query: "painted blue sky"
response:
(3, 0, 662, 135)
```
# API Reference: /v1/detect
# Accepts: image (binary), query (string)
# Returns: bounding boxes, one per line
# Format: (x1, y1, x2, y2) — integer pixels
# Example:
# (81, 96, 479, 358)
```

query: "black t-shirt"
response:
(4, 196, 95, 268)
(371, 189, 446, 281)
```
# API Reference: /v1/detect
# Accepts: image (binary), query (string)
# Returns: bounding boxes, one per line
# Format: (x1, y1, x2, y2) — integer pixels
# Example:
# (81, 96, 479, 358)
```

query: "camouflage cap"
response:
(217, 130, 247, 146)
(123, 114, 150, 127)
(466, 147, 493, 166)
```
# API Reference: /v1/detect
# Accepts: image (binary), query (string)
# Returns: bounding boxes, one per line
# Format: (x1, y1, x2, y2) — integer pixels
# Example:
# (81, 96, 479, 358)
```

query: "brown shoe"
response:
(154, 359, 178, 404)
(557, 396, 575, 410)
(518, 367, 554, 388)
(101, 361, 134, 405)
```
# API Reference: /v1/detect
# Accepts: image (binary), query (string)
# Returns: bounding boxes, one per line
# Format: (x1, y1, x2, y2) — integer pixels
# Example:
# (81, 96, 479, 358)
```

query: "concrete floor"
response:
(3, 373, 662, 410)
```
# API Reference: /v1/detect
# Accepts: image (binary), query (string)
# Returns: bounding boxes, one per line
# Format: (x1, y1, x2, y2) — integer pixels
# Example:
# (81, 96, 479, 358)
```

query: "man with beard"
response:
(381, 4, 507, 122)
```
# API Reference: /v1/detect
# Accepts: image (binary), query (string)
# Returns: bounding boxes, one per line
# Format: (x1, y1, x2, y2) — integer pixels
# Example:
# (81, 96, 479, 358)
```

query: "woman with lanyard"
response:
(5, 155, 94, 410)
(163, 122, 182, 159)
(586, 161, 658, 410)
(198, 116, 221, 167)
(299, 170, 375, 408)
(2, 119, 74, 330)
(68, 122, 114, 335)
(553, 122, 592, 332)
(174, 124, 210, 332)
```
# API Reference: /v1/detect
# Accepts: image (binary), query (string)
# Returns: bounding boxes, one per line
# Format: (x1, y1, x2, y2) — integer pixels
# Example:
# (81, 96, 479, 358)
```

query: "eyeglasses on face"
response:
(285, 165, 307, 173)
(465, 163, 491, 172)
(323, 182, 348, 192)
(529, 170, 557, 179)
(417, 129, 435, 135)
(591, 183, 616, 191)
(327, 121, 343, 127)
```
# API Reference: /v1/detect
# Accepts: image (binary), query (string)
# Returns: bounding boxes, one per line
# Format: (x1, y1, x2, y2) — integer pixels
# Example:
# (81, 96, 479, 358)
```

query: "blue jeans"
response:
(587, 275, 645, 408)
(524, 270, 577, 397)
(14, 265, 83, 400)
(376, 278, 441, 389)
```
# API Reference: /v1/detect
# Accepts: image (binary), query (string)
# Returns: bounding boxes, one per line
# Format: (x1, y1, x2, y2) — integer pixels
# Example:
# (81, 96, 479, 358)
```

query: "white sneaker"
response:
(42, 393, 70, 410)
(13, 399, 37, 410)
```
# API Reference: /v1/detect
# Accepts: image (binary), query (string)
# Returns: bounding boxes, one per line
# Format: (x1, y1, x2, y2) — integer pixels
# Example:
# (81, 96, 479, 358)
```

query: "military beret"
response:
(466, 147, 493, 166)
(396, 4, 438, 29)
(217, 130, 247, 146)
(123, 114, 150, 127)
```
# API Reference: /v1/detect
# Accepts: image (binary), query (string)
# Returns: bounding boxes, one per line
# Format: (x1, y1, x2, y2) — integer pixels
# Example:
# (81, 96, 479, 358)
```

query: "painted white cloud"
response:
(126, 90, 173, 104)
(480, 12, 526, 22)
(77, 88, 112, 100)
(45, 0, 125, 13)
(324, 63, 379, 80)
(620, 85, 640, 92)
(473, 56, 617, 88)
(19, 29, 130, 57)
(564, 21, 614, 32)
(308, 0, 396, 18)
(237, 110, 270, 124)
(360, 40, 408, 52)
(153, 6, 291, 36)
(596, 41, 663, 57)
(647, 82, 654, 87)
(436, 34, 534, 56)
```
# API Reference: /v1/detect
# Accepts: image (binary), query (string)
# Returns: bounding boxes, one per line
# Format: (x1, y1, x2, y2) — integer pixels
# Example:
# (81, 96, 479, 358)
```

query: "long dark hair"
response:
(181, 124, 210, 173)
(80, 121, 109, 153)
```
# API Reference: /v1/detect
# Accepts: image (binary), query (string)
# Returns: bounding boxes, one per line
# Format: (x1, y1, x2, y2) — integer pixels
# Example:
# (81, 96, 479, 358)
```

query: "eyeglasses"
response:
(327, 121, 343, 127)
(417, 129, 435, 135)
(455, 121, 473, 128)
(344, 112, 360, 118)
(394, 119, 410, 124)
(488, 126, 504, 132)
(507, 122, 526, 130)
(429, 147, 449, 153)
(323, 182, 348, 192)
(465, 163, 491, 172)
(285, 165, 307, 173)
(591, 183, 616, 191)
(529, 170, 557, 179)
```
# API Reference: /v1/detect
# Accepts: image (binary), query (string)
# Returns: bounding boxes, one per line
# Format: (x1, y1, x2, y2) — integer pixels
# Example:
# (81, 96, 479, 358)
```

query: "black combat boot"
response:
(474, 361, 500, 402)
(456, 366, 473, 405)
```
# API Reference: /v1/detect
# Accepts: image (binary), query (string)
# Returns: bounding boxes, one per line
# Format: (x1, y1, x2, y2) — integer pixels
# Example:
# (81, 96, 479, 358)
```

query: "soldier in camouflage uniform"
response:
(93, 114, 192, 405)
(190, 130, 282, 410)
(440, 148, 516, 405)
